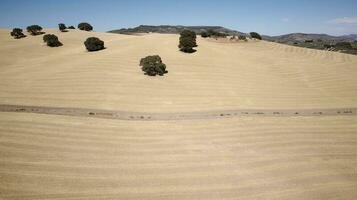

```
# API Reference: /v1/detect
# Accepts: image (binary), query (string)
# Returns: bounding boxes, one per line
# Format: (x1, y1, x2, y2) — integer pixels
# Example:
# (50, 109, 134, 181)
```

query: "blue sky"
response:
(1, 0, 357, 36)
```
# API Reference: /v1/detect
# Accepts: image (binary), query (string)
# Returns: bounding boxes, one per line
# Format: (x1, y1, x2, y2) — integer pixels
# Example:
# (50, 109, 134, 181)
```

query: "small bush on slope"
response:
(43, 34, 62, 47)
(335, 42, 353, 50)
(250, 32, 262, 40)
(179, 30, 197, 53)
(84, 37, 104, 51)
(201, 30, 228, 38)
(140, 55, 168, 76)
(78, 22, 93, 31)
(10, 28, 26, 39)
(27, 25, 44, 35)
(238, 35, 247, 41)
(201, 31, 209, 38)
(58, 23, 67, 32)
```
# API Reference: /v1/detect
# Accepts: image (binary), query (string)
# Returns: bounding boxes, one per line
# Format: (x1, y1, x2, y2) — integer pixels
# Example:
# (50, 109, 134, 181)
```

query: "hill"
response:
(109, 25, 357, 55)
(1, 28, 357, 199)
(109, 25, 246, 35)
(1, 29, 357, 111)
(342, 34, 357, 40)
(263, 33, 357, 55)
(262, 33, 355, 43)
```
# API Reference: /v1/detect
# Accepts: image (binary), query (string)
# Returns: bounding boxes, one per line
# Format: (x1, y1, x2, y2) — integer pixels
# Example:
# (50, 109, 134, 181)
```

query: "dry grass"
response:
(1, 113, 357, 199)
(0, 29, 357, 112)
(1, 28, 357, 199)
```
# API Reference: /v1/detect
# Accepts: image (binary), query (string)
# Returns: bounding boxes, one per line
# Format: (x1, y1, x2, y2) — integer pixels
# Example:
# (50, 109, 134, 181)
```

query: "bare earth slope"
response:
(1, 29, 357, 199)
(0, 29, 357, 112)
(1, 113, 357, 199)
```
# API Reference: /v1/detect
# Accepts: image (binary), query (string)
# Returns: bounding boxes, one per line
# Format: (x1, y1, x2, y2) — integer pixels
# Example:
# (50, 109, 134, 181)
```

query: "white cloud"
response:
(328, 17, 357, 24)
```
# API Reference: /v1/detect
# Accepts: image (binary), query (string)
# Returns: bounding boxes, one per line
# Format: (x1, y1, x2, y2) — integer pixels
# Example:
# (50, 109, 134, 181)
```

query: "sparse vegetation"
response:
(323, 44, 333, 49)
(334, 42, 353, 50)
(43, 34, 62, 47)
(10, 28, 26, 39)
(43, 34, 51, 43)
(201, 31, 209, 38)
(58, 23, 67, 32)
(179, 30, 197, 53)
(78, 23, 93, 31)
(238, 35, 247, 41)
(201, 29, 228, 38)
(84, 37, 104, 51)
(140, 55, 168, 76)
(250, 32, 262, 40)
(26, 25, 44, 35)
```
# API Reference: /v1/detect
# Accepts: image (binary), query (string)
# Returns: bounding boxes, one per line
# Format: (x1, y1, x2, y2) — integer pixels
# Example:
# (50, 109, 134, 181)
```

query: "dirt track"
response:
(0, 104, 355, 121)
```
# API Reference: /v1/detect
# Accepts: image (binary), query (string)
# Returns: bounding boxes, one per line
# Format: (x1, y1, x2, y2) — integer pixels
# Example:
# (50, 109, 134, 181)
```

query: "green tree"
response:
(43, 34, 62, 47)
(140, 55, 168, 76)
(10, 28, 26, 39)
(250, 32, 262, 40)
(179, 30, 197, 53)
(58, 23, 67, 32)
(27, 25, 44, 35)
(78, 22, 93, 31)
(84, 37, 105, 51)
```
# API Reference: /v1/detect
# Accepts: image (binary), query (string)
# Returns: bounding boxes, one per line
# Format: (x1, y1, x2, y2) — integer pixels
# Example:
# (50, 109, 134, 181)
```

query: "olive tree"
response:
(179, 30, 197, 53)
(140, 55, 168, 76)
(84, 37, 104, 51)
(27, 25, 44, 35)
(78, 22, 93, 31)
(10, 28, 26, 39)
(43, 34, 62, 47)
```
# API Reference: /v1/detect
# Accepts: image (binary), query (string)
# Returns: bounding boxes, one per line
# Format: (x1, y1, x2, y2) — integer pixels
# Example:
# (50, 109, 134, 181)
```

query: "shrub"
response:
(10, 28, 26, 39)
(335, 42, 353, 50)
(208, 29, 228, 38)
(68, 26, 75, 29)
(250, 32, 262, 40)
(201, 31, 209, 38)
(43, 34, 62, 47)
(305, 39, 313, 43)
(238, 35, 247, 41)
(140, 55, 168, 76)
(27, 25, 44, 35)
(58, 23, 67, 32)
(84, 37, 104, 51)
(43, 34, 51, 42)
(179, 37, 197, 53)
(78, 22, 93, 31)
(179, 30, 197, 53)
(201, 29, 229, 38)
(180, 30, 197, 45)
(323, 44, 334, 49)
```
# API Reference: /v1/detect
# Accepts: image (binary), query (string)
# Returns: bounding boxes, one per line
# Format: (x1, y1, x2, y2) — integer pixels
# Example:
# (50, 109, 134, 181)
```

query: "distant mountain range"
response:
(108, 25, 356, 55)
(263, 33, 357, 43)
(342, 34, 357, 40)
(108, 25, 245, 35)
(109, 25, 356, 42)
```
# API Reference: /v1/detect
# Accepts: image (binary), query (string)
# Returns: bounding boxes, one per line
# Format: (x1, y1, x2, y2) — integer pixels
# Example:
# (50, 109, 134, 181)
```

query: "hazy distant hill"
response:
(108, 25, 246, 35)
(109, 25, 356, 55)
(263, 33, 357, 55)
(342, 34, 357, 40)
(263, 33, 356, 43)
(110, 25, 356, 42)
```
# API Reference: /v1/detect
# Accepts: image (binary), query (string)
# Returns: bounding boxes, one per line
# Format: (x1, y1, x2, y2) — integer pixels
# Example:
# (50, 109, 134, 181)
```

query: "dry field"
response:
(0, 29, 357, 199)
(1, 29, 357, 112)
